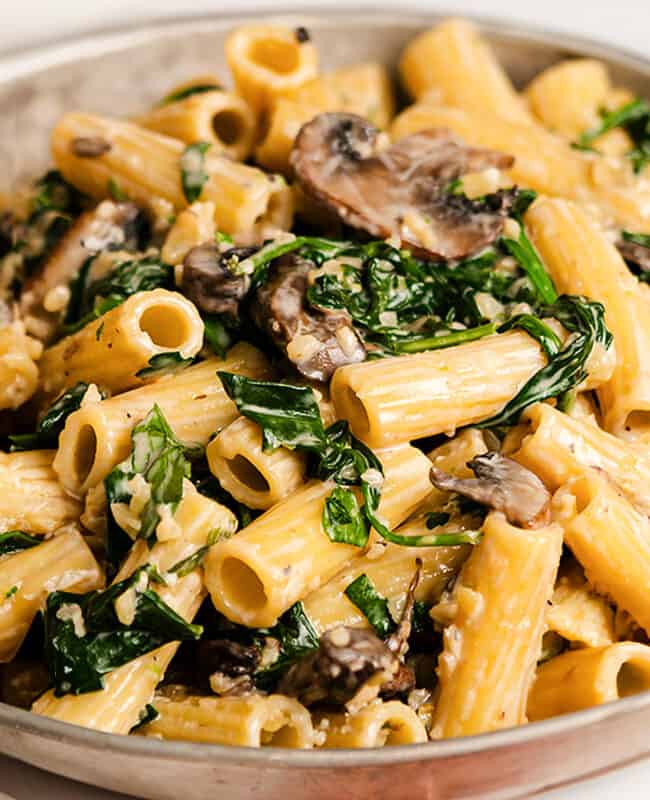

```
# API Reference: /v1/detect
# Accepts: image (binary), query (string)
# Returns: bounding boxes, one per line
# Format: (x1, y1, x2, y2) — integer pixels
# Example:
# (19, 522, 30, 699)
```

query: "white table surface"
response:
(1, 0, 650, 797)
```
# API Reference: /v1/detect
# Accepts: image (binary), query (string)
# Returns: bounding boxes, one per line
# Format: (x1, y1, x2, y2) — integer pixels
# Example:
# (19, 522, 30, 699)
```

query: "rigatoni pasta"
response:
(4, 15, 650, 753)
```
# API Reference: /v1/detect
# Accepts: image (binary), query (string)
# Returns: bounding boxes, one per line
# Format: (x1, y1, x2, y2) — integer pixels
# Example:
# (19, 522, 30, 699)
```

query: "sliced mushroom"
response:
(430, 451, 551, 528)
(291, 112, 515, 260)
(386, 560, 422, 660)
(181, 243, 253, 318)
(252, 253, 365, 381)
(617, 239, 650, 274)
(19, 201, 147, 341)
(198, 638, 261, 677)
(277, 626, 399, 710)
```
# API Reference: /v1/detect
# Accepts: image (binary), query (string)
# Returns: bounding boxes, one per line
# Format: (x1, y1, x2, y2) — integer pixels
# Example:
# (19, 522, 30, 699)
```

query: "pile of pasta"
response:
(2, 18, 650, 750)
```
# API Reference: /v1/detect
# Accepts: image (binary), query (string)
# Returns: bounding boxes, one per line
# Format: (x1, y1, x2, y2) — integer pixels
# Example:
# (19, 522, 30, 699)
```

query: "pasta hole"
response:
(261, 720, 302, 747)
(227, 455, 270, 493)
(624, 411, 650, 437)
(380, 721, 410, 746)
(617, 661, 650, 698)
(249, 39, 300, 75)
(212, 109, 245, 146)
(220, 557, 267, 611)
(340, 387, 370, 436)
(74, 425, 97, 485)
(139, 304, 190, 349)
(568, 476, 593, 515)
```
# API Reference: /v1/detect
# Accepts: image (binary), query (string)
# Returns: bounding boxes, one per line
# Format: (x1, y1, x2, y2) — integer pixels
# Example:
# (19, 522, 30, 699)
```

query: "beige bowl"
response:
(1, 11, 650, 800)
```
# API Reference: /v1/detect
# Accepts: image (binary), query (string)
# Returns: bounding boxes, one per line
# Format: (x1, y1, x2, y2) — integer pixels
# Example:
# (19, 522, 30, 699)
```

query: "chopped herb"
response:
(160, 83, 221, 106)
(0, 531, 42, 557)
(425, 511, 451, 529)
(9, 383, 102, 451)
(215, 231, 234, 246)
(4, 586, 18, 599)
(168, 528, 231, 578)
(574, 98, 650, 174)
(136, 352, 195, 379)
(108, 177, 128, 201)
(95, 321, 105, 341)
(44, 564, 202, 696)
(104, 405, 198, 569)
(254, 602, 319, 689)
(322, 487, 369, 547)
(130, 703, 159, 732)
(344, 574, 396, 638)
(180, 142, 211, 203)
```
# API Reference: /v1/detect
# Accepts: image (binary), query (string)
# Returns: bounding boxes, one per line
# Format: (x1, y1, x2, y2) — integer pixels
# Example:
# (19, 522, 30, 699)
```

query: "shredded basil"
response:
(344, 574, 396, 638)
(44, 564, 202, 696)
(0, 530, 42, 557)
(622, 230, 650, 249)
(10, 382, 101, 451)
(203, 313, 235, 358)
(180, 142, 211, 203)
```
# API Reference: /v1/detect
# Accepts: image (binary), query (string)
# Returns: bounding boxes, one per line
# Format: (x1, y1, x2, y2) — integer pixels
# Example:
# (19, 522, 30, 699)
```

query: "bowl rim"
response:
(2, 6, 650, 770)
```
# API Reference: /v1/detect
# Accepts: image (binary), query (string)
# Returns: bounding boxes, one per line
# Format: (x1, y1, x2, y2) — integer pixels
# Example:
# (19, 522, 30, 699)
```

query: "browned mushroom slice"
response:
(277, 626, 399, 711)
(617, 239, 650, 274)
(430, 451, 551, 528)
(19, 201, 146, 341)
(252, 254, 365, 381)
(181, 243, 253, 319)
(291, 112, 515, 260)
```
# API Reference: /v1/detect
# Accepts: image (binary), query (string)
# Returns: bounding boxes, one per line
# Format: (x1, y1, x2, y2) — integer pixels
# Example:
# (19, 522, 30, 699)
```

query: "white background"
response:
(1, 1, 650, 797)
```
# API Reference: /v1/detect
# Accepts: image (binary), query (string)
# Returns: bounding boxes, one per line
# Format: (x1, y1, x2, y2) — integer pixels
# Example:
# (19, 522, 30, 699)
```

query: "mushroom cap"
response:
(291, 112, 515, 261)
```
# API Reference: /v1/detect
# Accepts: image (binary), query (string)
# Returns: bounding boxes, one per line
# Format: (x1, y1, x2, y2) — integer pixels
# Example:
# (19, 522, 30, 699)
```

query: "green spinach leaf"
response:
(344, 573, 396, 638)
(0, 531, 42, 557)
(44, 564, 202, 696)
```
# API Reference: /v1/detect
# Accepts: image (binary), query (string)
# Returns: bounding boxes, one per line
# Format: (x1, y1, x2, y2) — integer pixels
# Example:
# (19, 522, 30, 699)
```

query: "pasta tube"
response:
(546, 564, 615, 647)
(331, 331, 546, 447)
(0, 450, 81, 534)
(398, 19, 532, 124)
(161, 202, 216, 267)
(256, 63, 396, 174)
(315, 700, 427, 748)
(225, 24, 318, 114)
(51, 113, 293, 238)
(390, 104, 650, 231)
(53, 342, 272, 495)
(33, 488, 236, 733)
(513, 403, 650, 515)
(38, 289, 204, 399)
(431, 512, 563, 738)
(205, 444, 433, 627)
(0, 321, 43, 410)
(303, 529, 468, 634)
(527, 197, 650, 435)
(552, 469, 650, 635)
(138, 694, 314, 747)
(207, 416, 306, 510)
(528, 643, 650, 721)
(135, 90, 257, 162)
(0, 529, 103, 662)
